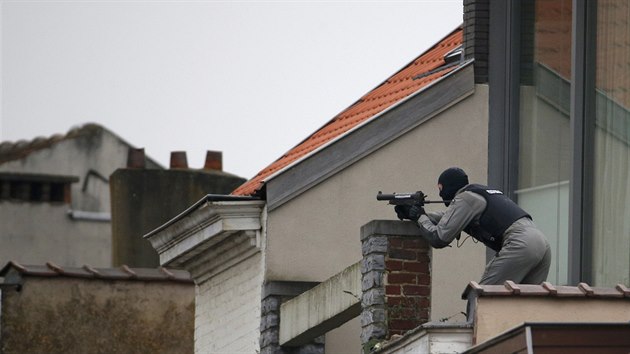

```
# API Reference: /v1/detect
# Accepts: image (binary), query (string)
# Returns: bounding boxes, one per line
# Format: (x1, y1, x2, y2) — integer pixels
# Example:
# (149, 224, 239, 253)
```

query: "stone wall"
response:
(260, 293, 325, 354)
(0, 275, 194, 354)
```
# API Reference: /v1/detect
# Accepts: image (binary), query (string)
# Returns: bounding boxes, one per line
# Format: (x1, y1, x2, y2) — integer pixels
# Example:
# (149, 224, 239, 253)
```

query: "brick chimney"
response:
(360, 220, 431, 348)
(204, 150, 223, 171)
(127, 148, 146, 169)
(170, 151, 188, 169)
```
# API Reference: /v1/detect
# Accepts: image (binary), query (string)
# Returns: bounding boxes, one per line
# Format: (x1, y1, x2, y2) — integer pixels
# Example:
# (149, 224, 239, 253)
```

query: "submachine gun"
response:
(376, 191, 447, 221)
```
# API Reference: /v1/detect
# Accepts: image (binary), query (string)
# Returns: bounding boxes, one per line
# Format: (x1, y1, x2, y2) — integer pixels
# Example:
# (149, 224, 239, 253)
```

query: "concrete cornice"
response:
(144, 200, 265, 273)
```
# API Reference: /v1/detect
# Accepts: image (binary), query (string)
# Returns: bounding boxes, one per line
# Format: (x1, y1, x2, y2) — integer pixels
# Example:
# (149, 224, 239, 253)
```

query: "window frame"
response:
(488, 0, 598, 284)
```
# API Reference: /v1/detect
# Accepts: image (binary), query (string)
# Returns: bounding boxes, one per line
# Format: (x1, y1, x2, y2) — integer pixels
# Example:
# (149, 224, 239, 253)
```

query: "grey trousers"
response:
(479, 217, 551, 285)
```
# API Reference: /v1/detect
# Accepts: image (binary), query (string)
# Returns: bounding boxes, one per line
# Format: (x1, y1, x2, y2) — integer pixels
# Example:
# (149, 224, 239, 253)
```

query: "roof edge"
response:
(461, 280, 630, 299)
(232, 26, 465, 197)
(0, 261, 193, 283)
(285, 25, 465, 153)
(265, 61, 475, 211)
(0, 123, 164, 169)
(263, 59, 474, 188)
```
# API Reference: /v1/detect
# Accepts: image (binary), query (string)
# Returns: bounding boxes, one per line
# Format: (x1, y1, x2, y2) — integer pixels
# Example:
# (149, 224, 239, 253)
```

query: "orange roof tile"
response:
(233, 27, 463, 196)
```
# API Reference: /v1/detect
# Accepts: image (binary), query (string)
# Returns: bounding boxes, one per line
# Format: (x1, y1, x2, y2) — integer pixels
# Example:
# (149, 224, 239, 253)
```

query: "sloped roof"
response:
(233, 27, 464, 196)
(0, 123, 102, 165)
(0, 261, 193, 284)
(0, 123, 163, 168)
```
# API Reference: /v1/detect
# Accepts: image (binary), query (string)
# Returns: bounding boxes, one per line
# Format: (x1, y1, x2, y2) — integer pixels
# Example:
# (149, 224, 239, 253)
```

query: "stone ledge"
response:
(360, 220, 422, 241)
(279, 262, 362, 346)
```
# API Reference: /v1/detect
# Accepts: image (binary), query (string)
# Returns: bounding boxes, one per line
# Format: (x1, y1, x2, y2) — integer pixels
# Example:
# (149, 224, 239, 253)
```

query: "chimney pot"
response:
(170, 151, 188, 169)
(204, 150, 223, 171)
(127, 148, 146, 169)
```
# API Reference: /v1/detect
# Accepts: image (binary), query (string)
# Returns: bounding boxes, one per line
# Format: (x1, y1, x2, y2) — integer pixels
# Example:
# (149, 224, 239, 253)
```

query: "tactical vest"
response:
(462, 184, 531, 252)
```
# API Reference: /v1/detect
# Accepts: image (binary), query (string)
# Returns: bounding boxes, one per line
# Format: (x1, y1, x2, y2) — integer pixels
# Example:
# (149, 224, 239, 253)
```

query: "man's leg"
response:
(478, 237, 532, 285)
(479, 224, 549, 285)
(522, 244, 551, 284)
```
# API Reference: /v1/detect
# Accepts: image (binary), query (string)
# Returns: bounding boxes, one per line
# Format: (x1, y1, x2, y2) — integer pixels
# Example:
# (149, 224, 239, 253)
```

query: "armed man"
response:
(386, 167, 551, 285)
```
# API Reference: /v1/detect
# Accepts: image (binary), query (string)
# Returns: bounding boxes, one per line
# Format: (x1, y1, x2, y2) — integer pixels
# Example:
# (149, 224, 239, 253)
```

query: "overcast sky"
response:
(1, 0, 462, 179)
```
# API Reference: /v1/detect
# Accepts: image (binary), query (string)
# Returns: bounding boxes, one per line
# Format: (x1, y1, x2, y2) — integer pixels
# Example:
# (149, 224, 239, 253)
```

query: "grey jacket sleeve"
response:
(425, 210, 444, 224)
(415, 191, 487, 248)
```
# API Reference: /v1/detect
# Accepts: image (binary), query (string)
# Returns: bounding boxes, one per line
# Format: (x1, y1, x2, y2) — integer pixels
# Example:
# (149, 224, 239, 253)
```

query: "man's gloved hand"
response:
(408, 203, 425, 222)
(395, 205, 411, 220)
(394, 204, 425, 222)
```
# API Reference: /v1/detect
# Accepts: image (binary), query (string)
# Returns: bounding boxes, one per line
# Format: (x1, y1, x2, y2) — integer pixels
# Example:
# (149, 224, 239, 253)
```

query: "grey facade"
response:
(0, 124, 162, 267)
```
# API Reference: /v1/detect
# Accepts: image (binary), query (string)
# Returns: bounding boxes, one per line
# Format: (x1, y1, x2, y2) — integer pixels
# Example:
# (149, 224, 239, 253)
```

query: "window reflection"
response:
(591, 0, 630, 286)
(516, 0, 572, 284)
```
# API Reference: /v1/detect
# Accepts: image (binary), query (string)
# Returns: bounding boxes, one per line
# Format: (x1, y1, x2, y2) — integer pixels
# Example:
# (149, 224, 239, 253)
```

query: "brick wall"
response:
(196, 252, 264, 353)
(463, 0, 490, 83)
(360, 220, 431, 349)
(384, 237, 431, 336)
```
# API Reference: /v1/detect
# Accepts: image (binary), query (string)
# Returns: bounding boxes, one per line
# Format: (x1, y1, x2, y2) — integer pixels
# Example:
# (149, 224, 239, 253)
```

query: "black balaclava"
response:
(438, 167, 469, 206)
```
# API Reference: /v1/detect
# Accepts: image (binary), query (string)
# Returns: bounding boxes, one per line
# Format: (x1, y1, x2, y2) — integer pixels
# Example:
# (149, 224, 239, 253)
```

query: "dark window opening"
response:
(50, 183, 66, 203)
(0, 174, 76, 204)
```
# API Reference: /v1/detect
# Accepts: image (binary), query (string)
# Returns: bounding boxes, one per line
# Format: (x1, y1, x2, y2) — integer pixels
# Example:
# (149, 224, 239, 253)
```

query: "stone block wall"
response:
(260, 295, 283, 353)
(259, 281, 325, 354)
(360, 220, 431, 349)
(260, 293, 325, 354)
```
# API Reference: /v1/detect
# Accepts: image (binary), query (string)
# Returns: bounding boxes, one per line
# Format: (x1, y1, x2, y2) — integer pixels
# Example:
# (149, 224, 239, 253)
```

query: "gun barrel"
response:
(376, 192, 419, 201)
(376, 192, 393, 200)
(377, 191, 447, 205)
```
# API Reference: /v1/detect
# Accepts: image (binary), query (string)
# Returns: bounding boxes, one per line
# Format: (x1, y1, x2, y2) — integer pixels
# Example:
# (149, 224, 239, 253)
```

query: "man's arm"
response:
(415, 192, 486, 248)
(424, 210, 444, 224)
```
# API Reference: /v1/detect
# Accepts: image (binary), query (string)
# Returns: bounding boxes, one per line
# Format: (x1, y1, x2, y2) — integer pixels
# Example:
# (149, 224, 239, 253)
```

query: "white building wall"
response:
(195, 252, 263, 354)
